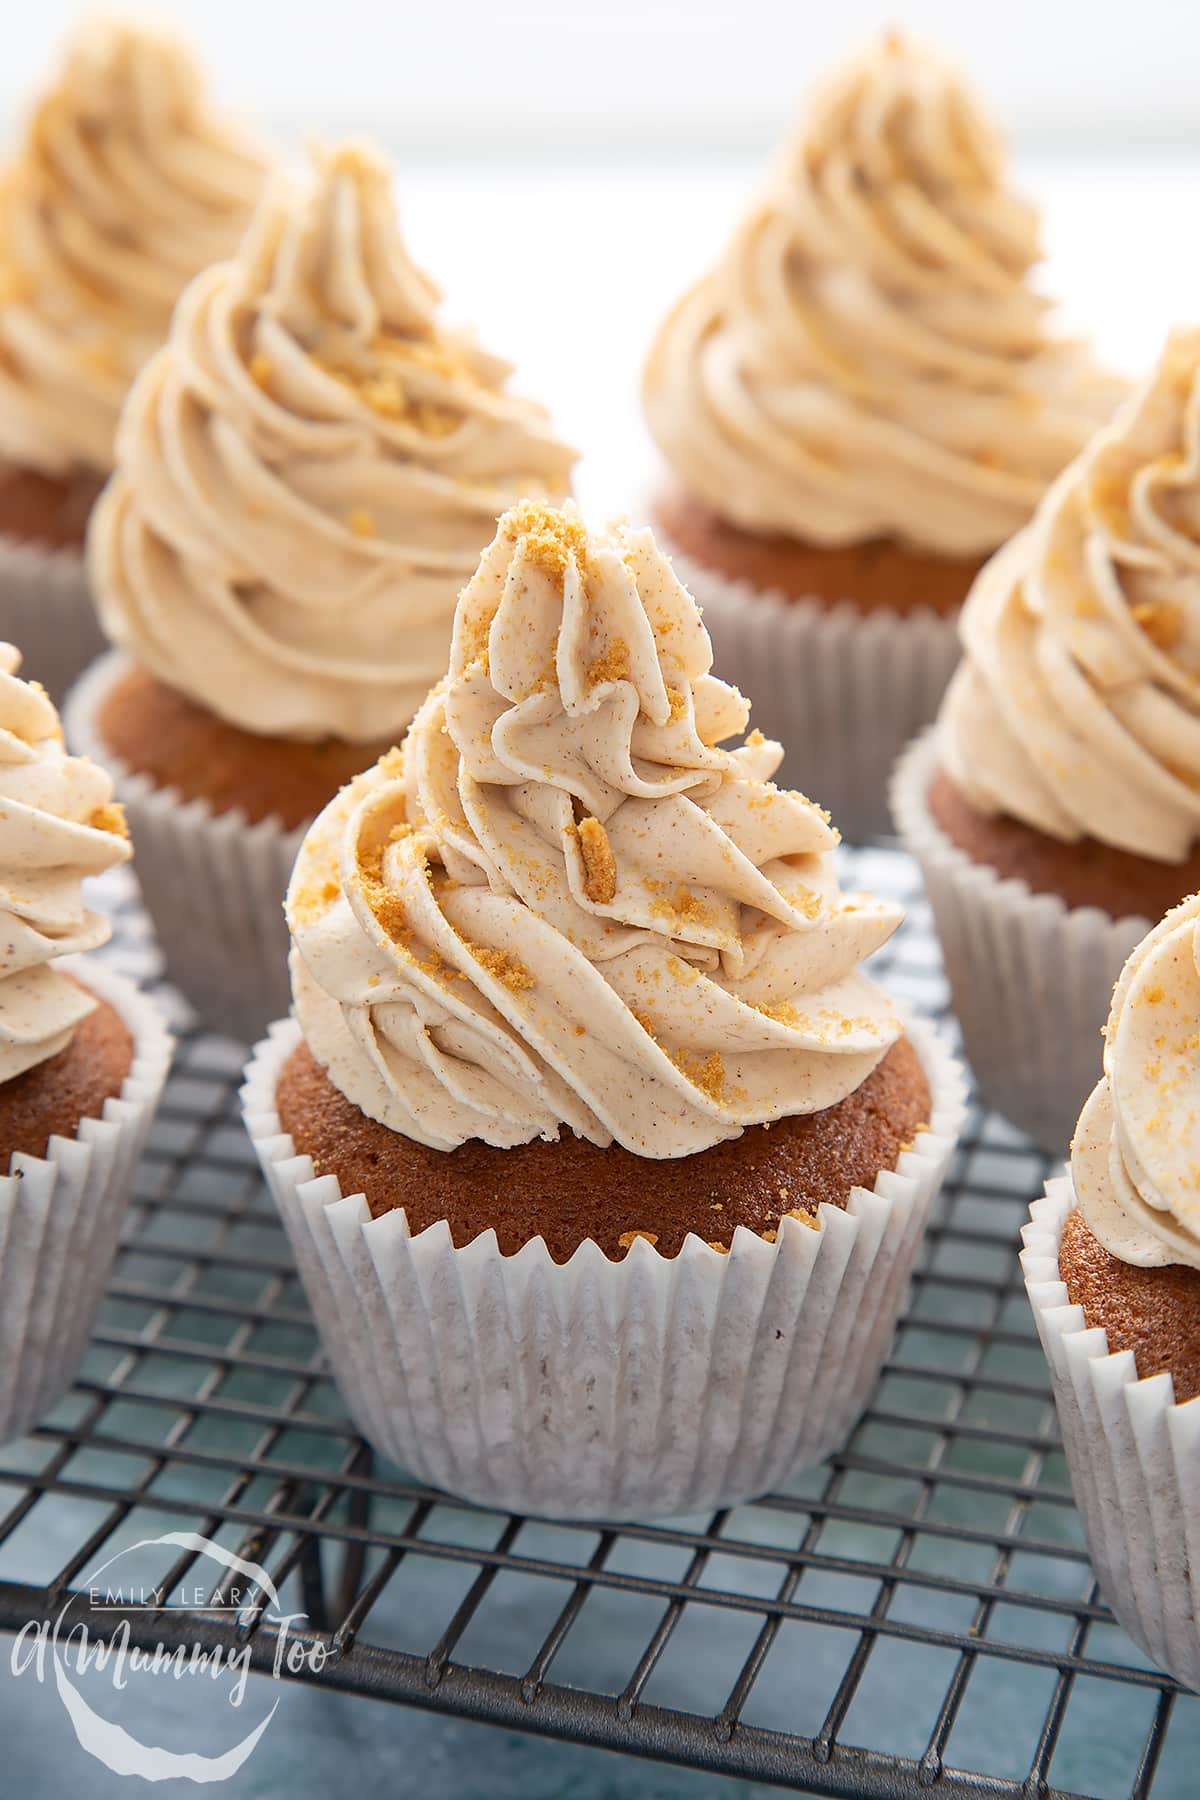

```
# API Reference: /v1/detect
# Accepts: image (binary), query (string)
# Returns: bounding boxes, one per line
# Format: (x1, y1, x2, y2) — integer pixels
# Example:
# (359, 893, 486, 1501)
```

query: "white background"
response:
(3, 0, 1199, 155)
(4, 4, 1199, 516)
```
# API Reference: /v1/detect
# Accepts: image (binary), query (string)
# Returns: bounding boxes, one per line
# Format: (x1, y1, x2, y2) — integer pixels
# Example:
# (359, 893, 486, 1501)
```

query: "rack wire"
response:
(0, 845, 1196, 1799)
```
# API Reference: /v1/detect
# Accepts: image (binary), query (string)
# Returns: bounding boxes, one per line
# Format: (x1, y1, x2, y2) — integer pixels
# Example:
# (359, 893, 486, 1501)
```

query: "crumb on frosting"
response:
(587, 640, 631, 686)
(1132, 599, 1183, 653)
(347, 507, 376, 537)
(505, 500, 589, 577)
(88, 801, 128, 839)
(467, 942, 535, 993)
(576, 815, 617, 904)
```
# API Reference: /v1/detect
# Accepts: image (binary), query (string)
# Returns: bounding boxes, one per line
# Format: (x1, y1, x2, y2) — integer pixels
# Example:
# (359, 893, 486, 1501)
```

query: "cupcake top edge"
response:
(88, 136, 578, 747)
(642, 29, 1124, 560)
(1072, 892, 1200, 1270)
(941, 324, 1200, 864)
(0, 15, 271, 479)
(284, 501, 908, 1159)
(0, 639, 132, 1083)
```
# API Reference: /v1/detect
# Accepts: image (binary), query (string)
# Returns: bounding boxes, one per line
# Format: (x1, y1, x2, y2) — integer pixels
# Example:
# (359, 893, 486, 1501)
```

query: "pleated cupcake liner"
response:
(891, 729, 1148, 1154)
(1022, 1179, 1200, 1690)
(65, 650, 305, 1043)
(653, 534, 961, 842)
(0, 532, 107, 705)
(0, 957, 172, 1446)
(241, 1016, 966, 1521)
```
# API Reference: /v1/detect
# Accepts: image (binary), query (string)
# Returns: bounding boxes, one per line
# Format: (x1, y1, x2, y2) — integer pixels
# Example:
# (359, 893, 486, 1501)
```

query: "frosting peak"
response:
(1073, 895, 1200, 1269)
(89, 140, 577, 744)
(0, 643, 131, 1081)
(643, 33, 1122, 556)
(286, 504, 906, 1157)
(0, 18, 268, 476)
(941, 327, 1200, 862)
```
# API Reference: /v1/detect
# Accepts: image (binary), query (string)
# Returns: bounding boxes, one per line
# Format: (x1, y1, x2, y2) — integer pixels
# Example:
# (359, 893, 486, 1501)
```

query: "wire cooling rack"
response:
(0, 845, 1196, 1800)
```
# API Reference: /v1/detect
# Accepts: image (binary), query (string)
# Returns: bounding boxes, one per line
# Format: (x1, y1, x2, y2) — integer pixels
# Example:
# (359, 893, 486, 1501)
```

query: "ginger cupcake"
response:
(0, 642, 170, 1444)
(895, 326, 1200, 1150)
(71, 141, 576, 1042)
(1023, 896, 1200, 1689)
(0, 17, 268, 699)
(644, 32, 1122, 837)
(241, 502, 964, 1520)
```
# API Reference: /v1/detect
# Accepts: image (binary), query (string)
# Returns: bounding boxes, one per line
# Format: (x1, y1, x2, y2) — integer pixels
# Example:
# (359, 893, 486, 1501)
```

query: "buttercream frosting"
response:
(1073, 894, 1200, 1269)
(286, 502, 908, 1157)
(942, 327, 1200, 862)
(643, 33, 1122, 557)
(89, 140, 577, 744)
(0, 17, 268, 478)
(0, 643, 131, 1082)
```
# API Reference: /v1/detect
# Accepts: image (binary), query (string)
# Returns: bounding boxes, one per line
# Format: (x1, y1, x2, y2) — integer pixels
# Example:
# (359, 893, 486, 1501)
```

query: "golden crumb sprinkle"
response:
(784, 1207, 820, 1232)
(618, 1230, 658, 1250)
(587, 641, 631, 686)
(87, 801, 128, 839)
(577, 815, 617, 904)
(290, 877, 342, 928)
(707, 1240, 729, 1255)
(347, 507, 376, 538)
(467, 942, 536, 993)
(504, 500, 589, 577)
(672, 1048, 725, 1101)
(1132, 600, 1183, 654)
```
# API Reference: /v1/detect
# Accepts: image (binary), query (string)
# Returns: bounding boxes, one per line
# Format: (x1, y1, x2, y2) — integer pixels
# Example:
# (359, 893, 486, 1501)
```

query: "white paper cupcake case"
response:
(0, 957, 172, 1446)
(1022, 1179, 1200, 1690)
(0, 533, 106, 705)
(891, 729, 1149, 1154)
(65, 651, 305, 1043)
(656, 537, 961, 842)
(241, 1016, 965, 1521)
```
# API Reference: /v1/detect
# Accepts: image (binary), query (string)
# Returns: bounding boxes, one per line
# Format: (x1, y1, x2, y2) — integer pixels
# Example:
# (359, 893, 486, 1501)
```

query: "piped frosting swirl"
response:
(643, 33, 1122, 557)
(941, 327, 1200, 862)
(286, 503, 907, 1157)
(0, 17, 268, 477)
(0, 643, 131, 1081)
(89, 140, 577, 743)
(1073, 895, 1200, 1270)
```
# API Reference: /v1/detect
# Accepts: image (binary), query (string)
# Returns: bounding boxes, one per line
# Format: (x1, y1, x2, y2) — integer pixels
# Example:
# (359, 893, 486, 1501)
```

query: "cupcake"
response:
(0, 642, 170, 1444)
(71, 141, 576, 1042)
(643, 32, 1122, 837)
(895, 326, 1200, 1150)
(1023, 896, 1200, 1688)
(0, 17, 268, 700)
(241, 501, 964, 1520)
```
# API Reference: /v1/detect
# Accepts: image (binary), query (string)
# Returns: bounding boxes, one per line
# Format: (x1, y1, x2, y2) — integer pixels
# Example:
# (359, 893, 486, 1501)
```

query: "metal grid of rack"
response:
(0, 846, 1197, 1800)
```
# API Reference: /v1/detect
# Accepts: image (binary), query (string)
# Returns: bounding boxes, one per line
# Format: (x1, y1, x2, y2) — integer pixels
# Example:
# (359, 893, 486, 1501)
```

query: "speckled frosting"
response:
(1072, 894, 1200, 1270)
(286, 503, 908, 1156)
(0, 643, 131, 1080)
(942, 327, 1200, 862)
(89, 140, 577, 743)
(643, 33, 1122, 557)
(0, 17, 267, 477)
